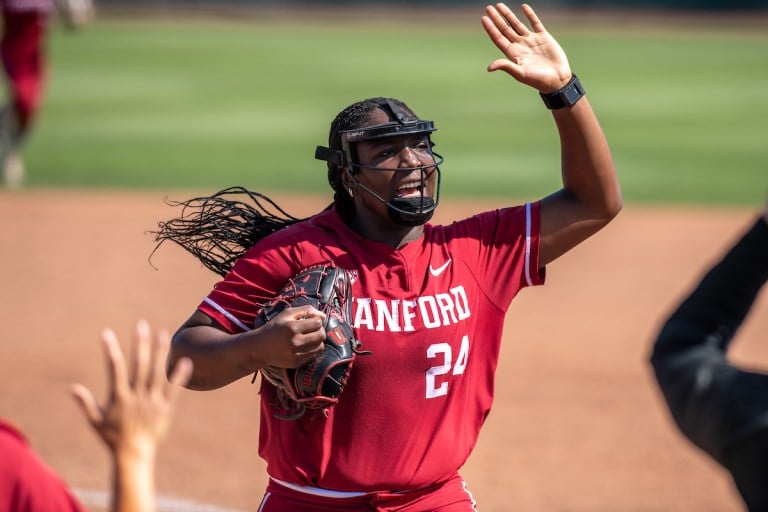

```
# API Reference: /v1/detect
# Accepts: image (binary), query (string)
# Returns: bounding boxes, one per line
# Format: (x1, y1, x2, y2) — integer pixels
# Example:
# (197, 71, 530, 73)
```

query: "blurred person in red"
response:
(1, 0, 92, 187)
(0, 321, 192, 512)
(1, 0, 51, 187)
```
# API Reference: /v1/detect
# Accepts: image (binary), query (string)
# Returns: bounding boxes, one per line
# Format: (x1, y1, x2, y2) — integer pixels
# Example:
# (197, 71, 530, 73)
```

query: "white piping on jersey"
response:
(524, 202, 534, 286)
(462, 479, 479, 511)
(202, 297, 250, 332)
(270, 477, 369, 498)
(256, 492, 271, 512)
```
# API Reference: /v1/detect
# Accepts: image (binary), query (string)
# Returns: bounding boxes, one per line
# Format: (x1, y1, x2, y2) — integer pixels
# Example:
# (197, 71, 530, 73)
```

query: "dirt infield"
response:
(1, 189, 765, 511)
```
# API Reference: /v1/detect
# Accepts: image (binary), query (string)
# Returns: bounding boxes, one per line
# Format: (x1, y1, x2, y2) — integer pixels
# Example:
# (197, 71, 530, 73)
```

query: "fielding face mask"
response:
(315, 99, 443, 226)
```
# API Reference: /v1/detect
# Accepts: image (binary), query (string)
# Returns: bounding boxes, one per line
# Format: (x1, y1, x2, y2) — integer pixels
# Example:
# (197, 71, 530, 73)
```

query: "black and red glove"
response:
(254, 264, 367, 418)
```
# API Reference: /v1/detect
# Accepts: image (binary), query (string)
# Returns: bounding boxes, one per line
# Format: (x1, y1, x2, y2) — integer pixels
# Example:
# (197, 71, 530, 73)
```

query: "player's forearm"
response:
(552, 97, 622, 224)
(169, 326, 264, 390)
(678, 215, 768, 332)
(111, 452, 157, 512)
(652, 214, 768, 362)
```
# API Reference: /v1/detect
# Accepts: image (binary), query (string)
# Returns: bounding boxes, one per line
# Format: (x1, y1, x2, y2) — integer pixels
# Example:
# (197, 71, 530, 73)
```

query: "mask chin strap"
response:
(349, 164, 441, 227)
(389, 196, 438, 227)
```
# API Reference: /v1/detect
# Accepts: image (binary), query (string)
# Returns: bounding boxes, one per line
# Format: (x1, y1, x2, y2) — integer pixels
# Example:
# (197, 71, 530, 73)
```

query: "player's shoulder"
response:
(0, 418, 26, 444)
(241, 209, 341, 257)
(433, 203, 532, 234)
(0, 418, 33, 471)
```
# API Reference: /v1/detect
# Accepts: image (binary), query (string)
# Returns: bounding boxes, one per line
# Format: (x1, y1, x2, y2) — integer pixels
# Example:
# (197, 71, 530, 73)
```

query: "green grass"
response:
(19, 13, 768, 206)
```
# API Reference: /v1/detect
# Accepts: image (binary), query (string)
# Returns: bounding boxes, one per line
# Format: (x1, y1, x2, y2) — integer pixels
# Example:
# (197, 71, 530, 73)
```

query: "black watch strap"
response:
(540, 75, 585, 110)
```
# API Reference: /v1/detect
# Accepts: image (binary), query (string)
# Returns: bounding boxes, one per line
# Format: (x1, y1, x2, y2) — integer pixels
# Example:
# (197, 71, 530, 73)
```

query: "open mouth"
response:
(397, 180, 429, 198)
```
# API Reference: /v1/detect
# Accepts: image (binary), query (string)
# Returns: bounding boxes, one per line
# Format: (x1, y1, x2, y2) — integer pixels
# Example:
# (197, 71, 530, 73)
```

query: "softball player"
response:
(1, 0, 51, 186)
(651, 199, 768, 512)
(1, 0, 93, 187)
(159, 4, 622, 510)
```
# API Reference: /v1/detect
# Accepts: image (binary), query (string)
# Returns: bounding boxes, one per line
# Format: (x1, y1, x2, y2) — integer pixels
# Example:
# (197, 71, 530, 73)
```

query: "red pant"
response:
(257, 473, 478, 512)
(1, 5, 48, 133)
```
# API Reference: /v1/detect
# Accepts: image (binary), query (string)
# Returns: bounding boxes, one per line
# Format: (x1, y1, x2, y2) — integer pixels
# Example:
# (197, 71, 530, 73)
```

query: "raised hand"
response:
(481, 3, 572, 92)
(71, 320, 192, 461)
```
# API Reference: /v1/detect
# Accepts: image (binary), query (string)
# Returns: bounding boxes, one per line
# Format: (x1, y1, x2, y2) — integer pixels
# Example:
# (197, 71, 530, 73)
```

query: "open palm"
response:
(481, 3, 571, 92)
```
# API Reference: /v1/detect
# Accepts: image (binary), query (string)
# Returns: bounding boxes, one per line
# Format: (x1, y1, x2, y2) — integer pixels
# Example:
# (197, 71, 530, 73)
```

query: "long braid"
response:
(151, 98, 419, 277)
(150, 186, 306, 277)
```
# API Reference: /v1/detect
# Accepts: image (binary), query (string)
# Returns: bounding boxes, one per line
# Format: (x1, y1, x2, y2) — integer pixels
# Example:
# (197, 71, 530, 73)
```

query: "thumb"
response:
(487, 59, 521, 77)
(167, 357, 194, 391)
(70, 383, 101, 426)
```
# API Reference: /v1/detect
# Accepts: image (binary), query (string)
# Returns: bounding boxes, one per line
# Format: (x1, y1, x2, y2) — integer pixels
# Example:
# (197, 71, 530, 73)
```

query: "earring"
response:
(347, 187, 354, 199)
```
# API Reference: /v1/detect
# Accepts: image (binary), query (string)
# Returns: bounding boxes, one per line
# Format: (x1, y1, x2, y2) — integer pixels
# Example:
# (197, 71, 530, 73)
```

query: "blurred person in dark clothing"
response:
(651, 197, 768, 512)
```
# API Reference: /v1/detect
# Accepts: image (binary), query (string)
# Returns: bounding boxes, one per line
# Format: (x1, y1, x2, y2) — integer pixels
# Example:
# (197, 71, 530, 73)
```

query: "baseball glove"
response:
(253, 264, 367, 419)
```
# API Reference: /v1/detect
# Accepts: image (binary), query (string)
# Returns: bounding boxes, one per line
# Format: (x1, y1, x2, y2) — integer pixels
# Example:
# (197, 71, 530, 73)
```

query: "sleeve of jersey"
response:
(449, 201, 544, 310)
(197, 240, 300, 333)
(0, 421, 87, 512)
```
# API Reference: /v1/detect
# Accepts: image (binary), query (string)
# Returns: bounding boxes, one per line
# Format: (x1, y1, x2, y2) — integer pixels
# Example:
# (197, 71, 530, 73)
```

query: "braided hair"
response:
(150, 97, 419, 277)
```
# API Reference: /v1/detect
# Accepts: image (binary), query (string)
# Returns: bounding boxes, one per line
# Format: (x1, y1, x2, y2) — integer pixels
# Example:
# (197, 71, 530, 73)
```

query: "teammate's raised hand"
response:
(71, 320, 192, 456)
(70, 320, 192, 512)
(481, 3, 572, 92)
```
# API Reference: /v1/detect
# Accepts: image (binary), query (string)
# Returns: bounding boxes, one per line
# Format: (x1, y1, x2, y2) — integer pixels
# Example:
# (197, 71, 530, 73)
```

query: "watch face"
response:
(563, 83, 583, 105)
(540, 77, 583, 109)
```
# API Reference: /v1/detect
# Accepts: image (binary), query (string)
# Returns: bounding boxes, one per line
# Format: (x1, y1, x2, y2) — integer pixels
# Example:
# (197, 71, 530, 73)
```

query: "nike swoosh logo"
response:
(429, 258, 452, 277)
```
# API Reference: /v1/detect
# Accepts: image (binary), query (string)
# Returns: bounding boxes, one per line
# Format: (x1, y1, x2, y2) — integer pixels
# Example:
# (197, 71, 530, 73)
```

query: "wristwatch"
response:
(539, 75, 585, 110)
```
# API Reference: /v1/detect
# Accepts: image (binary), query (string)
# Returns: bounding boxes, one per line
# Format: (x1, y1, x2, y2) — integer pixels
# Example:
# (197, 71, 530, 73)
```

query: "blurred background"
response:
(97, 0, 768, 10)
(4, 0, 765, 205)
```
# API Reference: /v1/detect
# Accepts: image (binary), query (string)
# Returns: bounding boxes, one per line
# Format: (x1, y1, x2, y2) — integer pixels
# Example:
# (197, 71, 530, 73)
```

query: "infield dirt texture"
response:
(1, 189, 765, 511)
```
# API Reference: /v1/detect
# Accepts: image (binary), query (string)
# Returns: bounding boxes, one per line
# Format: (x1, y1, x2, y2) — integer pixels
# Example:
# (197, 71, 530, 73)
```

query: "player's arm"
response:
(538, 95, 621, 267)
(652, 199, 768, 365)
(762, 193, 768, 225)
(71, 321, 192, 512)
(168, 308, 326, 391)
(481, 3, 622, 267)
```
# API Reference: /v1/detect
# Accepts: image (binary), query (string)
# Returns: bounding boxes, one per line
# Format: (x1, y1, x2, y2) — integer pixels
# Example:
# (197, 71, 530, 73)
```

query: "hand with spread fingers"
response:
(71, 321, 193, 512)
(481, 3, 572, 92)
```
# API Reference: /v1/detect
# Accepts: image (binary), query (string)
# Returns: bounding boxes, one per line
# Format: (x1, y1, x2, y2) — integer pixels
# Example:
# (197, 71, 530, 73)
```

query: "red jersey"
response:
(0, 419, 86, 512)
(2, 0, 50, 132)
(199, 202, 544, 492)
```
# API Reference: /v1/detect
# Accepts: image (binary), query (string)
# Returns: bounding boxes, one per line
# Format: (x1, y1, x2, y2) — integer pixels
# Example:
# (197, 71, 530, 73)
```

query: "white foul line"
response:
(73, 488, 251, 512)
